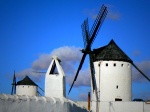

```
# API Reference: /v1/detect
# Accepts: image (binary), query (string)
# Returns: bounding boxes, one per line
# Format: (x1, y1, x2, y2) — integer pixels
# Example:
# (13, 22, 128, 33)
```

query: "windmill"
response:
(16, 75, 45, 96)
(11, 71, 44, 96)
(68, 5, 108, 94)
(11, 71, 16, 95)
(67, 4, 150, 112)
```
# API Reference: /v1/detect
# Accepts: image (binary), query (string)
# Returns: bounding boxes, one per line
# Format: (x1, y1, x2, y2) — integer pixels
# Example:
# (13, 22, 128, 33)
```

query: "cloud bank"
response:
(32, 46, 82, 74)
(106, 4, 120, 21)
(16, 46, 90, 85)
(67, 68, 91, 87)
(16, 46, 150, 87)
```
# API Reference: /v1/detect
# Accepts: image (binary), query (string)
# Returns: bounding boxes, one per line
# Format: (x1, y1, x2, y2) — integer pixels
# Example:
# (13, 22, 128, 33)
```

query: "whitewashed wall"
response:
(0, 94, 88, 112)
(100, 102, 150, 112)
(94, 61, 132, 102)
(91, 61, 132, 112)
(16, 85, 37, 96)
(45, 75, 66, 97)
(45, 56, 66, 98)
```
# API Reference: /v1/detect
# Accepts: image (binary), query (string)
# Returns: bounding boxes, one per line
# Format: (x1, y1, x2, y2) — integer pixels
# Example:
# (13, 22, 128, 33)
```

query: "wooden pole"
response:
(88, 92, 91, 111)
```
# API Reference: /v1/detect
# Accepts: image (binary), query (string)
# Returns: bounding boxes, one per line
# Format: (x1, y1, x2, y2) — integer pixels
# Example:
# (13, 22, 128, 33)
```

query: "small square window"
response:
(115, 98, 122, 101)
(114, 63, 116, 66)
(116, 85, 118, 89)
(106, 63, 108, 66)
(121, 64, 123, 67)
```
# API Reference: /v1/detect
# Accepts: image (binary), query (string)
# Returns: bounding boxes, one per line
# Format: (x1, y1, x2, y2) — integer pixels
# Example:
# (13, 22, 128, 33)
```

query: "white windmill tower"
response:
(45, 56, 66, 98)
(16, 76, 38, 96)
(92, 39, 132, 102)
(91, 39, 150, 111)
(11, 72, 44, 96)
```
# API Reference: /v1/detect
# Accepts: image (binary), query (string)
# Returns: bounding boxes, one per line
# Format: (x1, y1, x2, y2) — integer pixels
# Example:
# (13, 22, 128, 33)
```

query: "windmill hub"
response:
(81, 49, 92, 54)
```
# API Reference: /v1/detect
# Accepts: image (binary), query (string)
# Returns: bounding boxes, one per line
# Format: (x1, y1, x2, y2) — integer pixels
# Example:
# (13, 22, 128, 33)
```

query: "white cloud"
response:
(50, 46, 82, 74)
(17, 46, 83, 82)
(67, 68, 91, 87)
(83, 4, 120, 22)
(32, 46, 82, 73)
(107, 10, 120, 20)
(32, 54, 51, 70)
(106, 4, 120, 21)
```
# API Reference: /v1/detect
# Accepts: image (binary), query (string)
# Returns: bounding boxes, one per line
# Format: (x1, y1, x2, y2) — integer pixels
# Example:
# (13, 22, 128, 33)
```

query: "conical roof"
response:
(93, 39, 133, 63)
(16, 76, 37, 86)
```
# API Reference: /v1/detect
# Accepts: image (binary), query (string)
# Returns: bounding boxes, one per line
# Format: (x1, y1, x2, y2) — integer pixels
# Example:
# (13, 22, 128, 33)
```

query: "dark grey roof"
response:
(17, 76, 37, 86)
(92, 39, 133, 63)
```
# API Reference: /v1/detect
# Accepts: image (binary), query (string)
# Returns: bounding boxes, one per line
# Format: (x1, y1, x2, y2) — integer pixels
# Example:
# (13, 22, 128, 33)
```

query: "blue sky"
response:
(0, 0, 150, 101)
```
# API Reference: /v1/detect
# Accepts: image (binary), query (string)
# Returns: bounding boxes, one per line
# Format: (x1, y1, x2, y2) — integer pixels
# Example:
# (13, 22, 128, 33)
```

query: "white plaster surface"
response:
(0, 94, 88, 112)
(100, 102, 150, 112)
(16, 85, 37, 96)
(91, 61, 132, 112)
(45, 56, 66, 98)
(76, 101, 88, 109)
(93, 61, 132, 102)
(45, 75, 65, 97)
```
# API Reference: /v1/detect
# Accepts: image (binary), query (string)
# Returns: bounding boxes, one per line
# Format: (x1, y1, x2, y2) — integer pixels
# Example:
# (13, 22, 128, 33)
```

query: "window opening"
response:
(114, 63, 116, 66)
(106, 63, 108, 66)
(115, 98, 122, 101)
(121, 64, 123, 67)
(116, 85, 118, 89)
(49, 60, 58, 75)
